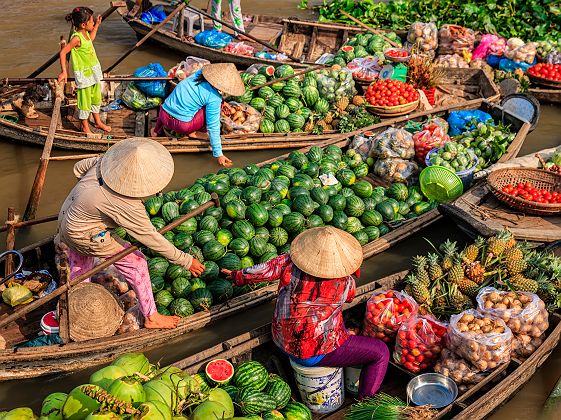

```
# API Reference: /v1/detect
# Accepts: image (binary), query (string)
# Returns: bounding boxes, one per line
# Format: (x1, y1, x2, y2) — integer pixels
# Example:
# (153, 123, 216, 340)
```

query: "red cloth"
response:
(232, 254, 359, 359)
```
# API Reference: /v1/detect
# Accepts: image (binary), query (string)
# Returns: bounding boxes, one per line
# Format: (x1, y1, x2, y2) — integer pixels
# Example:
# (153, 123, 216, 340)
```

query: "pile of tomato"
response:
(394, 317, 448, 373)
(385, 49, 409, 58)
(528, 63, 561, 81)
(365, 80, 419, 107)
(362, 290, 417, 343)
(501, 182, 561, 204)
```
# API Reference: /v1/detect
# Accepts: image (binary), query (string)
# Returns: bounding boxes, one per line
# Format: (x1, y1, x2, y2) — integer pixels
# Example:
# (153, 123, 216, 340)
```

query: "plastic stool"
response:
(174, 9, 204, 37)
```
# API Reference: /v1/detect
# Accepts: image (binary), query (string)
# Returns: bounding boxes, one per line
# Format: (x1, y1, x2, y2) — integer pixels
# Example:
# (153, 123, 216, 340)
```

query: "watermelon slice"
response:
(341, 45, 355, 53)
(205, 359, 235, 384)
(259, 65, 276, 78)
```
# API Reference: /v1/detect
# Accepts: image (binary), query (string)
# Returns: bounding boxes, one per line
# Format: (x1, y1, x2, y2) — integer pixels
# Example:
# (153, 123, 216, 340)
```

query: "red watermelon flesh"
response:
(205, 359, 234, 384)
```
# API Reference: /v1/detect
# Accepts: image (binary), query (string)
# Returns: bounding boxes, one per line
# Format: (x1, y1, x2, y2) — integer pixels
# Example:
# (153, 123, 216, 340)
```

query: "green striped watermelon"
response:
(189, 288, 213, 311)
(267, 208, 284, 228)
(242, 186, 262, 205)
(148, 257, 169, 277)
(268, 94, 284, 108)
(353, 230, 369, 245)
(269, 227, 289, 247)
(302, 86, 319, 107)
(250, 74, 267, 86)
(236, 88, 253, 104)
(233, 361, 269, 391)
(286, 114, 305, 130)
(275, 104, 290, 120)
(363, 225, 380, 241)
(276, 164, 297, 179)
(194, 230, 215, 246)
(203, 240, 226, 261)
(216, 229, 233, 247)
(315, 204, 334, 223)
(174, 217, 198, 234)
(169, 298, 194, 317)
(282, 401, 312, 420)
(199, 215, 219, 233)
(232, 220, 255, 241)
(247, 203, 269, 227)
(275, 64, 295, 78)
(314, 98, 329, 114)
(249, 236, 268, 257)
(161, 202, 179, 223)
(200, 261, 219, 281)
(166, 264, 189, 281)
(226, 199, 247, 220)
(260, 119, 275, 134)
(238, 388, 277, 415)
(265, 379, 291, 410)
(145, 196, 164, 216)
(306, 146, 323, 163)
(282, 84, 301, 98)
(207, 279, 233, 303)
(275, 119, 290, 133)
(361, 210, 383, 226)
(292, 195, 318, 216)
(229, 238, 250, 257)
(263, 106, 276, 122)
(284, 97, 300, 113)
(217, 253, 241, 271)
(171, 277, 192, 298)
(250, 97, 266, 112)
(282, 212, 305, 233)
(345, 195, 365, 217)
(180, 199, 199, 214)
(258, 86, 275, 100)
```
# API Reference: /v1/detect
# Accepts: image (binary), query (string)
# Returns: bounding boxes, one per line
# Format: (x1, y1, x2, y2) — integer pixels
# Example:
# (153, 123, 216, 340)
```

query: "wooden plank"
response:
(307, 26, 318, 62)
(134, 111, 146, 137)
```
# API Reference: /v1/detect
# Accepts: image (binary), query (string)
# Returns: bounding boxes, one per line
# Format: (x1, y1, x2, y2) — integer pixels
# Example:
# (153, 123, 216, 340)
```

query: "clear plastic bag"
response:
(434, 54, 469, 68)
(476, 287, 548, 338)
(221, 101, 261, 134)
(446, 309, 513, 371)
(434, 348, 491, 387)
(511, 334, 544, 359)
(121, 83, 162, 111)
(169, 56, 210, 80)
(546, 51, 561, 64)
(194, 29, 233, 49)
(133, 63, 168, 98)
(438, 25, 475, 55)
(316, 67, 357, 103)
(472, 34, 506, 60)
(406, 22, 438, 53)
(117, 306, 144, 334)
(224, 42, 256, 57)
(505, 38, 537, 64)
(362, 290, 418, 343)
(373, 159, 419, 184)
(413, 120, 451, 164)
(349, 132, 375, 160)
(369, 127, 415, 160)
(346, 57, 382, 81)
(394, 315, 448, 373)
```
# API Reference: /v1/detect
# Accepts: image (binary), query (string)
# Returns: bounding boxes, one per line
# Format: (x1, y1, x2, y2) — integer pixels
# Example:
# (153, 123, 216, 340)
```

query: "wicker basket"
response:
(366, 100, 419, 117)
(384, 48, 410, 63)
(487, 168, 561, 215)
(528, 73, 561, 89)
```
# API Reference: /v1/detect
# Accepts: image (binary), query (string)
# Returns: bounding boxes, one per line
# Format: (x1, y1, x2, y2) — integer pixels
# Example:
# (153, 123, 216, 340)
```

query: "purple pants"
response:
(318, 335, 390, 399)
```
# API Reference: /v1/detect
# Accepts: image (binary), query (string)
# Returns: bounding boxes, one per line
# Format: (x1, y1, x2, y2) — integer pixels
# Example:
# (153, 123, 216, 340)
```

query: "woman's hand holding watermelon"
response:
(189, 258, 206, 277)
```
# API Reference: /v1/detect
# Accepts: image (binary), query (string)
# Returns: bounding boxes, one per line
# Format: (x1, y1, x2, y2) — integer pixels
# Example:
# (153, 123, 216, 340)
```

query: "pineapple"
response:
(352, 95, 365, 106)
(406, 273, 430, 304)
(324, 111, 334, 124)
(431, 280, 447, 309)
(427, 253, 443, 281)
(464, 261, 485, 285)
(440, 239, 458, 271)
(316, 120, 328, 130)
(458, 277, 480, 298)
(536, 274, 556, 304)
(509, 274, 539, 293)
(486, 233, 508, 263)
(448, 284, 471, 311)
(499, 229, 516, 249)
(336, 96, 350, 112)
(304, 117, 315, 132)
(448, 255, 464, 285)
(504, 247, 526, 275)
(412, 255, 430, 287)
(463, 236, 485, 263)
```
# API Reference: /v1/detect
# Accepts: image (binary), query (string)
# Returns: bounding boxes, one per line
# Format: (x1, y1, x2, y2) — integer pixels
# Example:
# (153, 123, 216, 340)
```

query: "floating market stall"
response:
(0, 98, 529, 380)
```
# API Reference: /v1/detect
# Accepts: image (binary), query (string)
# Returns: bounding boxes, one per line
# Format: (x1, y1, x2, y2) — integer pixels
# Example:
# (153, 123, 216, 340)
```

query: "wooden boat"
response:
(528, 87, 561, 104)
(172, 269, 561, 420)
(0, 99, 529, 380)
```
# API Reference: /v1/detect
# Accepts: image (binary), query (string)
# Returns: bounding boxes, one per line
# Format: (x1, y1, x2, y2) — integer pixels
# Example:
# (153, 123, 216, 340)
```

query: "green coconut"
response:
(84, 412, 122, 420)
(191, 401, 229, 420)
(142, 379, 178, 411)
(153, 366, 198, 399)
(208, 389, 234, 419)
(62, 385, 102, 420)
(40, 392, 67, 420)
(134, 401, 172, 420)
(110, 353, 150, 376)
(2, 408, 36, 419)
(89, 366, 128, 390)
(107, 376, 146, 408)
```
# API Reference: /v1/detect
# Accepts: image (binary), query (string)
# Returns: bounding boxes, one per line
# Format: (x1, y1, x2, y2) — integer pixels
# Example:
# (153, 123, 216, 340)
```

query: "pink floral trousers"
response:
(67, 245, 157, 317)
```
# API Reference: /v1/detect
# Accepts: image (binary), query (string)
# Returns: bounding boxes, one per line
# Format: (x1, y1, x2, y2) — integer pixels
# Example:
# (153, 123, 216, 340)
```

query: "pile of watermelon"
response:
(329, 32, 403, 66)
(234, 64, 337, 134)
(136, 144, 434, 319)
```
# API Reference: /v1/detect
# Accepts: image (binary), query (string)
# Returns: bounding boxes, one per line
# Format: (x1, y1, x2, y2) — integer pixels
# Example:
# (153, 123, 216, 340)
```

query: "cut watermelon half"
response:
(205, 359, 235, 384)
(259, 65, 276, 78)
(341, 45, 355, 53)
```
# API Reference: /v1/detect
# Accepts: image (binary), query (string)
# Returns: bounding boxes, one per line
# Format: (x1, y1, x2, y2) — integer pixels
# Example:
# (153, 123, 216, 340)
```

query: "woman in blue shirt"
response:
(151, 63, 245, 167)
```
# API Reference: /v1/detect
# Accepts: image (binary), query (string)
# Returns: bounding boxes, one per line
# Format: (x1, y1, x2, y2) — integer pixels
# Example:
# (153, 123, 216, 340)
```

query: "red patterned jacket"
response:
(232, 254, 358, 359)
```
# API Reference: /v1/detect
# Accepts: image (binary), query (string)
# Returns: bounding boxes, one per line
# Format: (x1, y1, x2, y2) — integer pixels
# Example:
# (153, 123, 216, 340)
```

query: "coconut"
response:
(143, 379, 178, 411)
(62, 385, 102, 420)
(89, 366, 128, 390)
(191, 401, 229, 420)
(208, 389, 234, 418)
(135, 401, 172, 420)
(153, 366, 197, 399)
(40, 392, 67, 420)
(110, 353, 150, 376)
(107, 376, 146, 408)
(84, 412, 122, 420)
(2, 407, 36, 419)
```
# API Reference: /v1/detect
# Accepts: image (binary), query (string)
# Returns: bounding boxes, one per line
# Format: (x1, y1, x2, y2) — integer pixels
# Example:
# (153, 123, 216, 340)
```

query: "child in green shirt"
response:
(58, 7, 111, 134)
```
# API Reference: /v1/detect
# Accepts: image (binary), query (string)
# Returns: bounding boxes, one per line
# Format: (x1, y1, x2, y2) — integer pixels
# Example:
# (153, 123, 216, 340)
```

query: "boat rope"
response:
(0, 114, 19, 123)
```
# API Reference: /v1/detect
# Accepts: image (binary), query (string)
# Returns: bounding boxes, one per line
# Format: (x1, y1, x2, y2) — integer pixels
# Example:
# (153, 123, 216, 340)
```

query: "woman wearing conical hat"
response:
(150, 62, 245, 168)
(222, 227, 390, 399)
(57, 138, 205, 330)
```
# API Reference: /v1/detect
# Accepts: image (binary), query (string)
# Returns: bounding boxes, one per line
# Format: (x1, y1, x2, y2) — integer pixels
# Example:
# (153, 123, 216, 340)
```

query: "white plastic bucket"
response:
(290, 360, 344, 413)
(344, 366, 362, 395)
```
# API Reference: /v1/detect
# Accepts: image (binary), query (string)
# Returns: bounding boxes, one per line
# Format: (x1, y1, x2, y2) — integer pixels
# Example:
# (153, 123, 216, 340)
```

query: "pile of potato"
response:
(447, 310, 513, 371)
(221, 102, 261, 134)
(434, 349, 489, 392)
(406, 22, 438, 54)
(505, 38, 537, 64)
(477, 288, 548, 359)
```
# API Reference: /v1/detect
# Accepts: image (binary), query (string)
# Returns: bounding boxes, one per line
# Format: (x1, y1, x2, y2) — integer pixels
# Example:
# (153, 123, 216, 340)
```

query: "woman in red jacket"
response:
(223, 226, 389, 399)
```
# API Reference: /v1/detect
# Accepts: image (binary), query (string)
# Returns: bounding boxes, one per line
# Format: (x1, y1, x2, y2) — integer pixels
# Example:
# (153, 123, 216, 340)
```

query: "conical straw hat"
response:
(66, 283, 124, 342)
(202, 63, 245, 97)
(290, 226, 363, 278)
(100, 138, 174, 198)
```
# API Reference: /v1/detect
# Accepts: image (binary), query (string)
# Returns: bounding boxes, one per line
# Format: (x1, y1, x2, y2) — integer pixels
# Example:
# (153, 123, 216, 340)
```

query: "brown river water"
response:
(0, 0, 560, 416)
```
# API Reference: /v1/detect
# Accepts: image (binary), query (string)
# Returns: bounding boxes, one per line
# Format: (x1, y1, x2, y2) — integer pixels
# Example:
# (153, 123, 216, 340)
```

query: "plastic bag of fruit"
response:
(472, 34, 506, 60)
(168, 56, 210, 81)
(446, 309, 513, 371)
(346, 57, 382, 81)
(511, 334, 544, 359)
(437, 25, 475, 55)
(349, 131, 376, 161)
(413, 120, 451, 164)
(434, 54, 469, 68)
(546, 51, 561, 65)
(224, 42, 256, 57)
(373, 158, 419, 184)
(476, 287, 548, 338)
(504, 38, 537, 64)
(220, 101, 261, 134)
(447, 110, 493, 136)
(394, 315, 448, 373)
(369, 127, 415, 160)
(435, 348, 491, 389)
(362, 290, 418, 343)
(406, 22, 438, 55)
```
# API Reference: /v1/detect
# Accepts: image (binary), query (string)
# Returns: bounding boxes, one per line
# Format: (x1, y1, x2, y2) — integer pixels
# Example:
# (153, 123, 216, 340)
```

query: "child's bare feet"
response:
(81, 120, 92, 134)
(150, 128, 159, 137)
(95, 122, 112, 133)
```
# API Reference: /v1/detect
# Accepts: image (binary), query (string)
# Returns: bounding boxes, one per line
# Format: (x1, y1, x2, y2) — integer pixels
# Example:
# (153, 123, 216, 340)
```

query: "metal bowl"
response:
(406, 373, 458, 408)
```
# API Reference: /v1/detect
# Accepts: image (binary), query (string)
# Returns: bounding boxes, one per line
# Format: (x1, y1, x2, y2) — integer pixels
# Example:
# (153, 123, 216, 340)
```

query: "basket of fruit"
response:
(527, 63, 561, 88)
(384, 48, 410, 63)
(487, 168, 561, 215)
(425, 143, 479, 190)
(365, 80, 420, 117)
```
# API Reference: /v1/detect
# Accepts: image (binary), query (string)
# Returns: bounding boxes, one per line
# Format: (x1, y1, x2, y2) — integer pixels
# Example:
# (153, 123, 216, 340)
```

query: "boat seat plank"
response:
(246, 23, 283, 44)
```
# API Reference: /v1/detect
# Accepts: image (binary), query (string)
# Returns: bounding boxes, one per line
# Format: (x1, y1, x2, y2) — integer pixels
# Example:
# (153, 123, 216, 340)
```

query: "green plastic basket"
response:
(419, 166, 464, 202)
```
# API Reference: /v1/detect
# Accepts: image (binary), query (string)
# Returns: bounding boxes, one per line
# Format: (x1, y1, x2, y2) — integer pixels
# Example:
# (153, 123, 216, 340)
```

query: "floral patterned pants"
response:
(211, 0, 245, 33)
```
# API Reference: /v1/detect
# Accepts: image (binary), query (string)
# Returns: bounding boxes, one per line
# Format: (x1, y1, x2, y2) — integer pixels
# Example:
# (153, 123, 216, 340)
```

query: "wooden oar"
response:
(27, 2, 125, 78)
(248, 65, 324, 91)
(3, 76, 174, 84)
(338, 10, 400, 48)
(185, 4, 301, 63)
(23, 81, 64, 221)
(0, 194, 220, 329)
(104, 1, 188, 73)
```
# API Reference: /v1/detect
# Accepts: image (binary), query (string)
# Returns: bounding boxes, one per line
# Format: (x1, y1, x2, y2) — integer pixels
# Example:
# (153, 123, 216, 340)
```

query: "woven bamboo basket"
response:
(528, 73, 561, 89)
(366, 100, 419, 117)
(487, 168, 561, 215)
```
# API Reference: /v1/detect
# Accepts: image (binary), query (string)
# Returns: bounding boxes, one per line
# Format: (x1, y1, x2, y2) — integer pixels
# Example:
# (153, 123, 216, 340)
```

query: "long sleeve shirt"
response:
(58, 157, 193, 268)
(232, 254, 358, 359)
(162, 70, 223, 157)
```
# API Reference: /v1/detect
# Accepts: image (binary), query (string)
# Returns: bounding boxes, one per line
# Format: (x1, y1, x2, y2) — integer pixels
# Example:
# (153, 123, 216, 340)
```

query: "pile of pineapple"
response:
(403, 230, 543, 318)
(311, 96, 377, 134)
